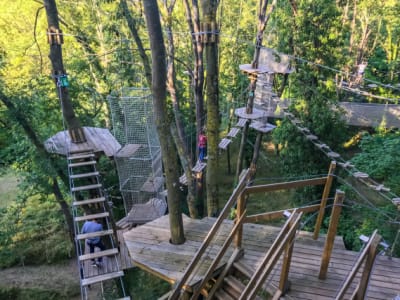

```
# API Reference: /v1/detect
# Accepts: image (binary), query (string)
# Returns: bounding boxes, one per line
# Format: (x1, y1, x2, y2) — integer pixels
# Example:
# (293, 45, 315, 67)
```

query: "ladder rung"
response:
(68, 153, 95, 160)
(69, 161, 96, 168)
(72, 197, 105, 206)
(70, 172, 99, 179)
(79, 248, 119, 261)
(69, 148, 94, 155)
(71, 183, 102, 192)
(81, 271, 124, 286)
(76, 229, 114, 240)
(74, 212, 109, 222)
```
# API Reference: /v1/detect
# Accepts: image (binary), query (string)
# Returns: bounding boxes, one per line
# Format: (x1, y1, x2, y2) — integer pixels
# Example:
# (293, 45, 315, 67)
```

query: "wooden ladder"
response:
(68, 149, 130, 300)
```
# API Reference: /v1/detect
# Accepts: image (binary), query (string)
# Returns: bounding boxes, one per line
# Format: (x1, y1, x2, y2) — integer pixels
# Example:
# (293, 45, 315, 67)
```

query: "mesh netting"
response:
(108, 88, 163, 213)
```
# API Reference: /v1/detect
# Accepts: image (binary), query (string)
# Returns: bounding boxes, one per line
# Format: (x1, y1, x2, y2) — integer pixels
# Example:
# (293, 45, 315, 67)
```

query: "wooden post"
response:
(234, 192, 246, 248)
(278, 216, 297, 293)
(353, 231, 381, 300)
(313, 161, 336, 240)
(319, 189, 344, 280)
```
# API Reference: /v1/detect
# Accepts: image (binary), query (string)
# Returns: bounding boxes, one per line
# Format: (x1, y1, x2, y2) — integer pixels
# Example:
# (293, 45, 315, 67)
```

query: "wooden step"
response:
(69, 148, 94, 155)
(233, 261, 253, 278)
(223, 276, 245, 298)
(68, 153, 95, 160)
(115, 297, 131, 300)
(74, 212, 109, 222)
(69, 161, 96, 168)
(76, 229, 114, 241)
(79, 248, 119, 261)
(215, 288, 234, 300)
(70, 171, 99, 179)
(81, 270, 124, 287)
(71, 183, 102, 192)
(73, 197, 105, 206)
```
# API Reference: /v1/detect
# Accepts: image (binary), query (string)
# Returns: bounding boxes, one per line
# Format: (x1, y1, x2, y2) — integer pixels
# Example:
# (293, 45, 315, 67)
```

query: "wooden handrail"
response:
(239, 211, 302, 300)
(245, 204, 320, 223)
(243, 177, 327, 195)
(247, 213, 302, 300)
(335, 230, 381, 300)
(168, 169, 251, 300)
(314, 161, 336, 239)
(190, 210, 247, 299)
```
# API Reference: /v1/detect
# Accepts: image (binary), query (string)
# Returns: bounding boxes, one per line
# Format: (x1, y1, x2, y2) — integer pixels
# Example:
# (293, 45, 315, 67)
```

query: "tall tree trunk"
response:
(163, 0, 199, 218)
(201, 0, 220, 217)
(183, 0, 205, 143)
(43, 0, 86, 143)
(143, 0, 185, 244)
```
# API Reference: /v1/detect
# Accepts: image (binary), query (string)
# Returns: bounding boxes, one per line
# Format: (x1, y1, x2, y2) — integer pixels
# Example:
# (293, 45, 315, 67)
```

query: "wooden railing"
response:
(168, 169, 252, 300)
(169, 161, 337, 299)
(239, 211, 303, 300)
(335, 230, 381, 300)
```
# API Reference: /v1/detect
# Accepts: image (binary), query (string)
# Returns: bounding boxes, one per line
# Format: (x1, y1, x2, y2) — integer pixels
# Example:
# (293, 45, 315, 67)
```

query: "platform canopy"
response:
(44, 126, 121, 157)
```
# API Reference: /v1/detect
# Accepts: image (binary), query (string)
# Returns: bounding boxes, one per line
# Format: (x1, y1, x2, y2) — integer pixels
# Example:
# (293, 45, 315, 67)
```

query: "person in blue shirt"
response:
(81, 219, 106, 267)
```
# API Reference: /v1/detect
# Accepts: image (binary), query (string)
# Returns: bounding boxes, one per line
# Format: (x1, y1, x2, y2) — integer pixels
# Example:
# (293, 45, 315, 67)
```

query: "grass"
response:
(0, 169, 19, 209)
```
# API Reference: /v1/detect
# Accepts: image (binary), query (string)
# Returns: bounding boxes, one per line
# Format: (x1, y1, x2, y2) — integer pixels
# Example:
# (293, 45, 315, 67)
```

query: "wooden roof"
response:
(123, 214, 400, 298)
(44, 127, 121, 157)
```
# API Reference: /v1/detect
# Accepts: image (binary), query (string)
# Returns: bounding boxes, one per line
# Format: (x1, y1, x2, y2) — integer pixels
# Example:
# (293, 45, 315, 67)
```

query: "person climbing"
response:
(198, 130, 207, 162)
(81, 218, 106, 267)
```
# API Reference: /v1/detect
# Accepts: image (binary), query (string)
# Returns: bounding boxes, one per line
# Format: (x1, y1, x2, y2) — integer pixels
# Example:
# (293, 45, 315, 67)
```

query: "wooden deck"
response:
(123, 214, 400, 299)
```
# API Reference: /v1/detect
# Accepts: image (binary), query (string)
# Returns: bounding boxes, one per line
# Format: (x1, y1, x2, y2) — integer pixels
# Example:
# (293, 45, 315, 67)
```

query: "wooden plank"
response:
(70, 171, 99, 179)
(68, 153, 95, 160)
(81, 271, 124, 286)
(73, 197, 105, 206)
(219, 138, 232, 150)
(79, 248, 119, 261)
(227, 127, 240, 138)
(244, 177, 327, 194)
(115, 144, 142, 158)
(192, 161, 207, 172)
(77, 229, 114, 240)
(68, 160, 96, 168)
(74, 212, 109, 222)
(140, 177, 164, 193)
(236, 118, 247, 127)
(71, 183, 102, 192)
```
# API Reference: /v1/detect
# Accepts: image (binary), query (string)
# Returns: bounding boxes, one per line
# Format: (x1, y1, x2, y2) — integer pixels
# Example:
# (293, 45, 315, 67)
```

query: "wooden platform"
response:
(44, 127, 121, 157)
(123, 214, 400, 299)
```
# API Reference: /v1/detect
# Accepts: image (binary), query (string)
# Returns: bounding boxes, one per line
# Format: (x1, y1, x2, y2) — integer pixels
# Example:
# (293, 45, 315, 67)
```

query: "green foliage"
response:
(124, 267, 170, 299)
(351, 132, 400, 194)
(0, 195, 73, 268)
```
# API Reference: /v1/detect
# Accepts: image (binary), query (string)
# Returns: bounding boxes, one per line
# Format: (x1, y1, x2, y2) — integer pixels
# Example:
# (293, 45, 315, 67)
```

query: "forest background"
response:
(0, 0, 399, 298)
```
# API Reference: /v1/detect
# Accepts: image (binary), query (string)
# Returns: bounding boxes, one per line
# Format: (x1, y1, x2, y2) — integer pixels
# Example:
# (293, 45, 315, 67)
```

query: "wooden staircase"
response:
(68, 149, 130, 300)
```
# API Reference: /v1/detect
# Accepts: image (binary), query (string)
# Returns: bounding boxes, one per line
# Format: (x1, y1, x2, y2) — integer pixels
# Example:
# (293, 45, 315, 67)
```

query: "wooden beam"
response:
(243, 177, 327, 195)
(335, 230, 381, 300)
(319, 190, 345, 280)
(279, 215, 297, 293)
(314, 161, 337, 239)
(234, 193, 246, 248)
(245, 204, 320, 223)
(353, 231, 381, 300)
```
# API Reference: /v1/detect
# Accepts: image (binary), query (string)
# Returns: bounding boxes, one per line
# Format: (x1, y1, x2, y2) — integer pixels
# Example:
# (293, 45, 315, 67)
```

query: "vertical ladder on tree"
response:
(68, 149, 130, 300)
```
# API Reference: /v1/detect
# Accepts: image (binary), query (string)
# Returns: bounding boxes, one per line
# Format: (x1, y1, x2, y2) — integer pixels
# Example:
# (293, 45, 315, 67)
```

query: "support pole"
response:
(314, 161, 336, 239)
(319, 189, 344, 280)
(234, 192, 246, 248)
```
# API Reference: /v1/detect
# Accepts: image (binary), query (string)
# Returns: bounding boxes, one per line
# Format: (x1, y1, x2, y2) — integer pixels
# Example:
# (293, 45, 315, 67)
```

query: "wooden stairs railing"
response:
(168, 161, 344, 300)
(68, 149, 130, 300)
